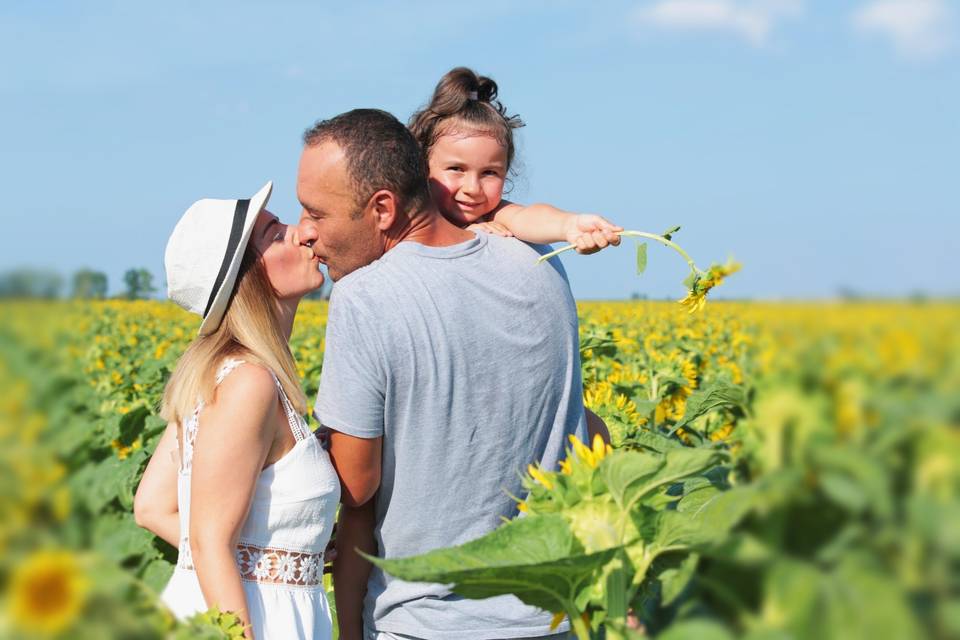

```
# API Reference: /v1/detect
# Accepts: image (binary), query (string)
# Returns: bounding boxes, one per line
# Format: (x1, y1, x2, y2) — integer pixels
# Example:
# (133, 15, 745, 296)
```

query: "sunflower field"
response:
(0, 299, 957, 639)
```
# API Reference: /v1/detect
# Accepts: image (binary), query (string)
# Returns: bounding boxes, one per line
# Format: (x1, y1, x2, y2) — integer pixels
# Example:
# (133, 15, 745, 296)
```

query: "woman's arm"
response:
(189, 364, 277, 639)
(134, 421, 181, 547)
(488, 202, 622, 253)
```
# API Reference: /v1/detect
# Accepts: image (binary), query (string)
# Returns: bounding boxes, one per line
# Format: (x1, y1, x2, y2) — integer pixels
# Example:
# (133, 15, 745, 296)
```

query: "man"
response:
(297, 109, 612, 640)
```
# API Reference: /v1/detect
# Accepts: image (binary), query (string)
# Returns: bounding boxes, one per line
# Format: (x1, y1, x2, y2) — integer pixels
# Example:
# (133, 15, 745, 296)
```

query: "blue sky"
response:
(2, 0, 957, 300)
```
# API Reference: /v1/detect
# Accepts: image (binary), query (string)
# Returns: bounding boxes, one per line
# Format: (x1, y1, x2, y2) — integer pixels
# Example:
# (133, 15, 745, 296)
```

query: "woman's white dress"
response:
(161, 359, 340, 639)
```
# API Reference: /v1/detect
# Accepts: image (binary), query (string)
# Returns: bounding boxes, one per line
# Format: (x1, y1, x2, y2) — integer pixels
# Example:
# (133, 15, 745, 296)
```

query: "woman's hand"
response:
(563, 214, 622, 254)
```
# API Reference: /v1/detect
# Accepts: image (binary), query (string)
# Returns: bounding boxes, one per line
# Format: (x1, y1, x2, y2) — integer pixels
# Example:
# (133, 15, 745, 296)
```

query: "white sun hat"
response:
(165, 181, 273, 336)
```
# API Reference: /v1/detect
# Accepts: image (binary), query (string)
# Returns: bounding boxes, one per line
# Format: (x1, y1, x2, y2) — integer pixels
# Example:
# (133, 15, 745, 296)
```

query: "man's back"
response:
(316, 233, 586, 639)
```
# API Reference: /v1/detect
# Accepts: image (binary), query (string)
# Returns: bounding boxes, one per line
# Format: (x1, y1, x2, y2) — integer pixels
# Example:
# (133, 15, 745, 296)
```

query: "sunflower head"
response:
(520, 435, 614, 514)
(678, 260, 741, 313)
(9, 549, 89, 635)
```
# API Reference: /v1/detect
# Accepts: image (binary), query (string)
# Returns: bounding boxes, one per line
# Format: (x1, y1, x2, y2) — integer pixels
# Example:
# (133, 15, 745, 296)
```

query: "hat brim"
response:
(197, 181, 273, 336)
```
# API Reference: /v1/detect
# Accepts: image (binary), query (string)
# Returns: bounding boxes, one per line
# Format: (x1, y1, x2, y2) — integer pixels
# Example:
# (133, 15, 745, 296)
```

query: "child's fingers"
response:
(490, 222, 513, 237)
(573, 229, 622, 254)
(482, 222, 507, 236)
(581, 214, 622, 233)
(469, 222, 512, 237)
(574, 235, 598, 254)
(596, 216, 622, 232)
(591, 230, 610, 249)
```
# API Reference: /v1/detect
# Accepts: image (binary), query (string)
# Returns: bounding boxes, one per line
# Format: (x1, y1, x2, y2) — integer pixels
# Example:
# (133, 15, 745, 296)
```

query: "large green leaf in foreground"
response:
(366, 514, 618, 614)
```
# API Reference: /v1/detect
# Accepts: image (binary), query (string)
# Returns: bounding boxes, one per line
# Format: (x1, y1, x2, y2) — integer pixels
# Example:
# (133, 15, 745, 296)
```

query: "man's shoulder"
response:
(327, 259, 387, 305)
(484, 236, 571, 283)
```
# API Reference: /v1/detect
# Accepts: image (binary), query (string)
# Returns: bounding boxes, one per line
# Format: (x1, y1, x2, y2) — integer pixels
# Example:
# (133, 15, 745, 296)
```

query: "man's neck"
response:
(382, 206, 474, 253)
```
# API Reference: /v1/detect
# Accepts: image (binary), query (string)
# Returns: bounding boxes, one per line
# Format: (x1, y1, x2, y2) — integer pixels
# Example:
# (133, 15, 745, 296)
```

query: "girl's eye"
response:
(447, 166, 463, 172)
(483, 170, 501, 177)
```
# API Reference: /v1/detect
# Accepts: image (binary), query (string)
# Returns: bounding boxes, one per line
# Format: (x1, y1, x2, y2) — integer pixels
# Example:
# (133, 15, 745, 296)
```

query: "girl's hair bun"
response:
(409, 66, 524, 172)
(430, 67, 499, 113)
(475, 75, 497, 103)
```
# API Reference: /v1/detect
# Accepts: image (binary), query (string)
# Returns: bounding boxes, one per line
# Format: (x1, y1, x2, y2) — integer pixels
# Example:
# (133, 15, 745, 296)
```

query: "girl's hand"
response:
(564, 214, 622, 254)
(467, 221, 514, 237)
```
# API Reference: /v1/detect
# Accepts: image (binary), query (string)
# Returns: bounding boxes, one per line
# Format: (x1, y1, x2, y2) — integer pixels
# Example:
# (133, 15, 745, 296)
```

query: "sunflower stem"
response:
(570, 612, 592, 640)
(536, 231, 703, 274)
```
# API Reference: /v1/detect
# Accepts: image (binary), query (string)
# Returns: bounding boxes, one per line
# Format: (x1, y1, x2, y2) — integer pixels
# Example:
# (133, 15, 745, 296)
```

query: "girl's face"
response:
(251, 209, 324, 300)
(427, 132, 508, 226)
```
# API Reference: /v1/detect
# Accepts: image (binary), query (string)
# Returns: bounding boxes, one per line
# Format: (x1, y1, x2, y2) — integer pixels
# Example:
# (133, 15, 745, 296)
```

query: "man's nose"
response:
(297, 216, 320, 249)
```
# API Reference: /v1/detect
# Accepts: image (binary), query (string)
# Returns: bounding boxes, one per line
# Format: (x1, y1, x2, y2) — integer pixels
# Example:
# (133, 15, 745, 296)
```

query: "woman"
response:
(134, 182, 338, 639)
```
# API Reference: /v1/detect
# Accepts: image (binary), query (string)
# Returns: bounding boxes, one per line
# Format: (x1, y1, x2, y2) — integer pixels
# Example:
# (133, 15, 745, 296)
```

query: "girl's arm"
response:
(189, 364, 277, 639)
(486, 202, 622, 253)
(134, 421, 181, 548)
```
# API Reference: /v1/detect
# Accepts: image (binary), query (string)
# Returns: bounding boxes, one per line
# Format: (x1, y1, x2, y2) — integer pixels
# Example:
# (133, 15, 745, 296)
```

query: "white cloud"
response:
(631, 0, 803, 47)
(853, 0, 955, 59)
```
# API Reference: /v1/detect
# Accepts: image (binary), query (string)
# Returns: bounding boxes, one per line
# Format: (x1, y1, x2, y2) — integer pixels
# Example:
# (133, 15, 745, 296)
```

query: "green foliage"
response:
(0, 267, 64, 298)
(373, 444, 752, 639)
(177, 607, 249, 639)
(661, 226, 681, 241)
(636, 243, 647, 276)
(123, 268, 157, 300)
(71, 269, 108, 299)
(2, 300, 956, 639)
(669, 382, 747, 435)
(370, 514, 618, 616)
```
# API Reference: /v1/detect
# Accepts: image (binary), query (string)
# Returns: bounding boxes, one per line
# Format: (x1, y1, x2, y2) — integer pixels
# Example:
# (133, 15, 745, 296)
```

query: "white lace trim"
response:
(176, 539, 325, 586)
(273, 373, 311, 442)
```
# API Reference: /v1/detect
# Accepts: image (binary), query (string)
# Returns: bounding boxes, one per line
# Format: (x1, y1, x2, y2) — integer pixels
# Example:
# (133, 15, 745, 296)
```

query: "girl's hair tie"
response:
(468, 90, 478, 101)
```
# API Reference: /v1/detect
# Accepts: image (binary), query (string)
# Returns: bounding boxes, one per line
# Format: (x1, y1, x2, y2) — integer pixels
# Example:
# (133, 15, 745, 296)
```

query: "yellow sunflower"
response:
(9, 549, 89, 635)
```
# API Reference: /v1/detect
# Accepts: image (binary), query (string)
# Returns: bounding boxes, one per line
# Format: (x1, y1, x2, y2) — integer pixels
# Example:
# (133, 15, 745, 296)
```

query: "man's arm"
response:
(326, 429, 382, 640)
(333, 498, 377, 640)
(585, 407, 611, 446)
(328, 430, 381, 507)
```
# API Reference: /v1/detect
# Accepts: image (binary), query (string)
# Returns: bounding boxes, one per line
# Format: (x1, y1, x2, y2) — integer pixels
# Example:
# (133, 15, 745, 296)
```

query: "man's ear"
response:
(368, 190, 399, 231)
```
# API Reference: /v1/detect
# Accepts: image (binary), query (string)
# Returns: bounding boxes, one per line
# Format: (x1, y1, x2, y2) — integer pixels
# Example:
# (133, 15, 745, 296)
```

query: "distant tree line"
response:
(0, 268, 157, 300)
(0, 266, 335, 300)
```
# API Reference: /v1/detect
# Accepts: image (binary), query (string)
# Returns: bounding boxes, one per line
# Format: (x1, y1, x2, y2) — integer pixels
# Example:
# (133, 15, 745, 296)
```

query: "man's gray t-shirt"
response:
(315, 233, 587, 639)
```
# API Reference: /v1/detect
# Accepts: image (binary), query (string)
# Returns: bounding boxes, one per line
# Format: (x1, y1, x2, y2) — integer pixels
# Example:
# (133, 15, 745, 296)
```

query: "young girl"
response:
(409, 66, 618, 443)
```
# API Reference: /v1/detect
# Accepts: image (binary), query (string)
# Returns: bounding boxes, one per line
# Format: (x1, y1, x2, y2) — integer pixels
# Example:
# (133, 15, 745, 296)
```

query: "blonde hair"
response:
(160, 246, 307, 428)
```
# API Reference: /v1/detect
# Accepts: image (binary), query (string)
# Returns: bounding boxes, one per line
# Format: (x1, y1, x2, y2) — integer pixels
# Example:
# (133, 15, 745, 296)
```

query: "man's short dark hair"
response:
(303, 109, 431, 217)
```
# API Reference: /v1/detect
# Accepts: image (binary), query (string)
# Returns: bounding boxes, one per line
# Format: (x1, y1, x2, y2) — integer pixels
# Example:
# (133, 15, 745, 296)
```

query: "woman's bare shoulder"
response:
(207, 361, 277, 419)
